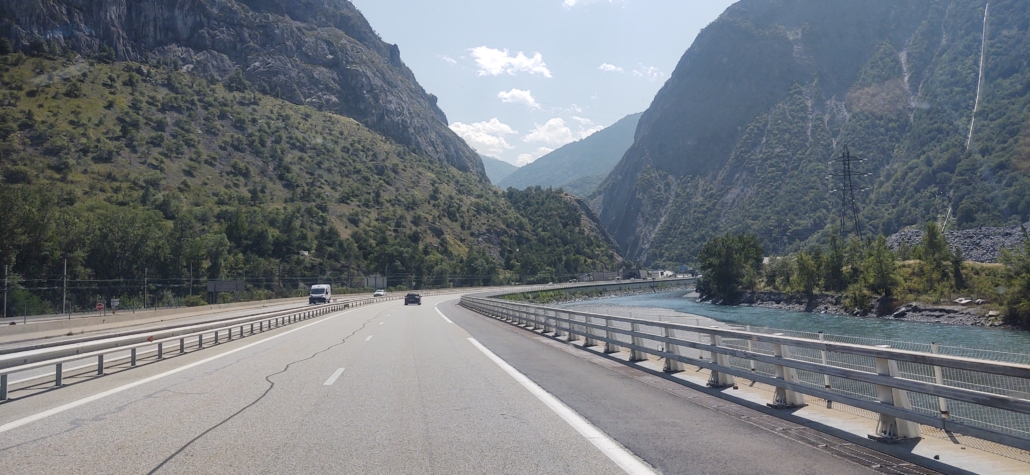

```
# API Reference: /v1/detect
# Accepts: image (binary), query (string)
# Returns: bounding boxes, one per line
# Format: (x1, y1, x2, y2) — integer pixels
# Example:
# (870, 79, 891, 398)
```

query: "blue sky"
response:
(350, 0, 738, 166)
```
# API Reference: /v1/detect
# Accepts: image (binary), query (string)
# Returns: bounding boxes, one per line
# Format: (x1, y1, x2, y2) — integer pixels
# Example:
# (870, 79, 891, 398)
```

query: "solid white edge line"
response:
(435, 307, 454, 324)
(364, 335, 373, 342)
(466, 337, 656, 475)
(0, 308, 358, 435)
(323, 368, 345, 386)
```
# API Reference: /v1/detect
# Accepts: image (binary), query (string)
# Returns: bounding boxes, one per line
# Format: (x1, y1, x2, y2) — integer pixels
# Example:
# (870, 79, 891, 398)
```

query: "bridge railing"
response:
(460, 296, 1030, 451)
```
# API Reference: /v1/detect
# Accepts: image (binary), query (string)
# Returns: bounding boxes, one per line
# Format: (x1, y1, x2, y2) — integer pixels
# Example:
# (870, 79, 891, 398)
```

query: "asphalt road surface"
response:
(0, 295, 877, 474)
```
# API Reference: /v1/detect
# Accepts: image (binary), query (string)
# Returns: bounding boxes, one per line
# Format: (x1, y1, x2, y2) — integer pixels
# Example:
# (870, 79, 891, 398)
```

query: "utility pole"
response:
(189, 263, 193, 296)
(144, 267, 148, 309)
(3, 264, 7, 319)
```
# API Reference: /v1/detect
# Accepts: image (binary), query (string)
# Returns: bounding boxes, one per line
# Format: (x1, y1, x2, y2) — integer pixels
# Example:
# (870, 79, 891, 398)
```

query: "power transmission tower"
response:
(829, 145, 867, 239)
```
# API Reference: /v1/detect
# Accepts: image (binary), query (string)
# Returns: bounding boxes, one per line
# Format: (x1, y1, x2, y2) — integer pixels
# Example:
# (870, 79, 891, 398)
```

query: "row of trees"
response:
(697, 223, 1030, 326)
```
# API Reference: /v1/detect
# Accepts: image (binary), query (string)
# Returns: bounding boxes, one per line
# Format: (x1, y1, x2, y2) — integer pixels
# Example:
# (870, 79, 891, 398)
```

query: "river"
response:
(560, 290, 1030, 359)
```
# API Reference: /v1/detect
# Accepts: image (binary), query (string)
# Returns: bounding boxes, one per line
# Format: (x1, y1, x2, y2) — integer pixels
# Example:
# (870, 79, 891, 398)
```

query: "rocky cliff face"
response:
(597, 0, 1030, 265)
(0, 0, 485, 177)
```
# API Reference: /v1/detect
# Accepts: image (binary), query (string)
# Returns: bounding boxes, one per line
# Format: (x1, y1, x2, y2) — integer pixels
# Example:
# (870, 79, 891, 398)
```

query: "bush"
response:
(182, 295, 207, 307)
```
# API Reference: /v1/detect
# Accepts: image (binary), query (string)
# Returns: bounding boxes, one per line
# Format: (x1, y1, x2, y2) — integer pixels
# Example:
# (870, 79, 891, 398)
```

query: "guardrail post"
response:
(553, 310, 564, 338)
(706, 327, 734, 388)
(819, 332, 832, 408)
(1, 374, 7, 400)
(604, 318, 620, 353)
(767, 334, 805, 408)
(583, 315, 598, 347)
(663, 325, 685, 372)
(227, 328, 232, 341)
(869, 345, 921, 443)
(630, 322, 648, 361)
(566, 312, 579, 342)
(131, 348, 137, 366)
(158, 342, 164, 359)
(932, 343, 949, 419)
(180, 338, 185, 354)
(214, 330, 219, 344)
(198, 334, 204, 349)
(55, 363, 63, 386)
(747, 325, 756, 373)
(97, 354, 105, 375)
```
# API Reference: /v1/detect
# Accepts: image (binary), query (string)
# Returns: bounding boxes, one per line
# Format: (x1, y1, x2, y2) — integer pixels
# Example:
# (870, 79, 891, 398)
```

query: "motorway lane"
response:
(0, 297, 628, 474)
(438, 300, 878, 475)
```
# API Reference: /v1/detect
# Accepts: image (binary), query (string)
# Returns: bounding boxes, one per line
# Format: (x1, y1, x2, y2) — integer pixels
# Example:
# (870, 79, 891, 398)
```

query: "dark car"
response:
(404, 293, 422, 305)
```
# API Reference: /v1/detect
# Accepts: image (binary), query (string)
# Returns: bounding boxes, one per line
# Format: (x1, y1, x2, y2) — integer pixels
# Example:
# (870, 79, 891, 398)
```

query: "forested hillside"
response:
(596, 0, 1030, 266)
(0, 52, 620, 314)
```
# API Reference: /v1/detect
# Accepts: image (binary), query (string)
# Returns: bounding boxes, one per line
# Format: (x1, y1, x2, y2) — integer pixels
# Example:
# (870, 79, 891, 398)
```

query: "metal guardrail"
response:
(460, 296, 1030, 451)
(0, 295, 417, 400)
(0, 280, 656, 401)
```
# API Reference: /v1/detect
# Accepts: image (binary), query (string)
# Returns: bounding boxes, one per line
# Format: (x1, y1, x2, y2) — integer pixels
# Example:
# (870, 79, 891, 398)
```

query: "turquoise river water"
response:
(562, 291, 1030, 357)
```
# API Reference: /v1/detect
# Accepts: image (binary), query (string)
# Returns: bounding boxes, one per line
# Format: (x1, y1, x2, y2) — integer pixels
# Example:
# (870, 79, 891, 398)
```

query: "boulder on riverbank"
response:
(735, 291, 1008, 328)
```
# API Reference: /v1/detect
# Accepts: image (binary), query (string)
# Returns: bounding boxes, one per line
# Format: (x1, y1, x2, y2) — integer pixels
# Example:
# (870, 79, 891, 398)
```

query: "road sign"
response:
(95, 303, 105, 311)
(110, 298, 120, 308)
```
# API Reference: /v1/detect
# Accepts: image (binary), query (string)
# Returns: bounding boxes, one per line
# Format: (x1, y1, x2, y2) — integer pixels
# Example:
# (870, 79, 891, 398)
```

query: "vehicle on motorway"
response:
(309, 284, 332, 304)
(373, 289, 385, 297)
(404, 293, 422, 305)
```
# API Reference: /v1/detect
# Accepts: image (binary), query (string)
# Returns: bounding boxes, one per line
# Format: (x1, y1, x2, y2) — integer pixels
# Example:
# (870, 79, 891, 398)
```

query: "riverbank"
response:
(737, 291, 1009, 328)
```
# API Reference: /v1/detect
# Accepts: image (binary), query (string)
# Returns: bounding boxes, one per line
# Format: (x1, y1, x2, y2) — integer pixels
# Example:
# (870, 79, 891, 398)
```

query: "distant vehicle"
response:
(404, 293, 422, 305)
(309, 284, 331, 304)
(373, 289, 385, 297)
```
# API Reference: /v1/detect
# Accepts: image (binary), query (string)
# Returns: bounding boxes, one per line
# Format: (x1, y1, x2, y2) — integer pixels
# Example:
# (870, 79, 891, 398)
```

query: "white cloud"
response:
(598, 63, 623, 73)
(632, 65, 664, 81)
(497, 88, 541, 109)
(470, 47, 552, 78)
(563, 0, 614, 7)
(523, 117, 604, 147)
(517, 147, 555, 166)
(440, 55, 457, 65)
(449, 118, 518, 158)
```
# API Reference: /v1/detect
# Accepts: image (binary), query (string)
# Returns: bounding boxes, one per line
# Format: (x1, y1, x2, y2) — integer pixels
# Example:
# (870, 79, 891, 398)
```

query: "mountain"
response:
(596, 0, 1030, 266)
(498, 113, 641, 197)
(0, 4, 622, 312)
(0, 0, 485, 178)
(480, 155, 518, 185)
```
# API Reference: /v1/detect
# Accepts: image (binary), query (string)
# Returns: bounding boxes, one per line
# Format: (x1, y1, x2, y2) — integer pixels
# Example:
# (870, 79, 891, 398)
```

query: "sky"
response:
(350, 0, 738, 166)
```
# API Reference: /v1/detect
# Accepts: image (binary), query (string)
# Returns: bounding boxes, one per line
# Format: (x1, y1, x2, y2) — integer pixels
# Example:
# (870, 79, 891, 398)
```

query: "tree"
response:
(915, 221, 953, 292)
(792, 251, 820, 296)
(1000, 226, 1030, 327)
(862, 235, 900, 298)
(697, 234, 764, 303)
(0, 38, 12, 56)
(822, 233, 847, 292)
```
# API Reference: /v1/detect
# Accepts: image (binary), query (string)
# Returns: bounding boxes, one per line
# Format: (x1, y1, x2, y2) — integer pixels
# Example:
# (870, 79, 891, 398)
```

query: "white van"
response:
(309, 284, 331, 304)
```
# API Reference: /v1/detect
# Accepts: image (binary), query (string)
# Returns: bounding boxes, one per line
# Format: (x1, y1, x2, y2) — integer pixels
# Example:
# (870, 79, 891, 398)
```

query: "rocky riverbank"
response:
(510, 283, 693, 305)
(737, 291, 1009, 327)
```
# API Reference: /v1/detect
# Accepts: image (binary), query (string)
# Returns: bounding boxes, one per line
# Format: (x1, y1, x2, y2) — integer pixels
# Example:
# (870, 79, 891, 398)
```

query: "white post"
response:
(584, 315, 598, 347)
(768, 333, 805, 408)
(869, 345, 921, 442)
(820, 332, 832, 408)
(630, 322, 648, 361)
(707, 327, 734, 388)
(604, 318, 620, 353)
(932, 343, 949, 419)
(663, 325, 685, 372)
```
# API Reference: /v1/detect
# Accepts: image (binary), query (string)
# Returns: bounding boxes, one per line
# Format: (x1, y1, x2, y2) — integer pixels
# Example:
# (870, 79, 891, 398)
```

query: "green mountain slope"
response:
(498, 113, 641, 197)
(480, 155, 518, 185)
(0, 54, 620, 312)
(597, 0, 1030, 266)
